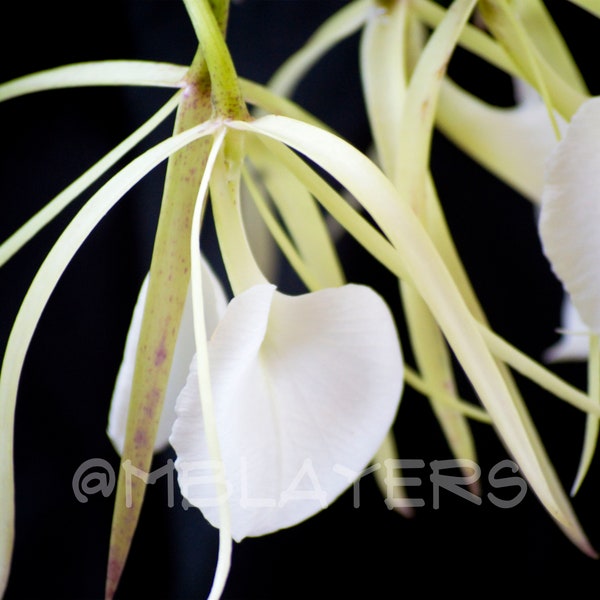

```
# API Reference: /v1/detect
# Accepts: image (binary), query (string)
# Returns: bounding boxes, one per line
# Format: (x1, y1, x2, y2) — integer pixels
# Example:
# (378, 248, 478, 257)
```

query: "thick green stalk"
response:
(105, 51, 214, 599)
(107, 1, 260, 593)
(106, 1, 242, 594)
(184, 0, 248, 120)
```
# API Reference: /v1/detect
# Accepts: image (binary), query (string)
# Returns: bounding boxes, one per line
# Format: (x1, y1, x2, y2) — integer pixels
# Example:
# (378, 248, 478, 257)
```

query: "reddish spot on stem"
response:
(143, 387, 161, 420)
(154, 336, 167, 366)
(134, 429, 148, 448)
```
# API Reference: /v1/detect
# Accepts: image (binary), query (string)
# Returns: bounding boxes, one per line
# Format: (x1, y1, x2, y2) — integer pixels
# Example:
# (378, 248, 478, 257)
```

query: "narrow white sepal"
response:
(171, 283, 403, 541)
(438, 79, 566, 203)
(539, 96, 600, 333)
(107, 256, 227, 454)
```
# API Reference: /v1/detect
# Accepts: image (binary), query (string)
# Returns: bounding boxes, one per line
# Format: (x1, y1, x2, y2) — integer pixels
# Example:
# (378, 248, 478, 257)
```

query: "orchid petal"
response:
(0, 60, 187, 102)
(171, 283, 403, 541)
(360, 0, 408, 179)
(478, 0, 586, 121)
(0, 93, 181, 267)
(245, 137, 344, 289)
(539, 96, 600, 333)
(566, 0, 600, 19)
(107, 257, 227, 455)
(515, 0, 588, 94)
(437, 79, 566, 203)
(267, 0, 370, 100)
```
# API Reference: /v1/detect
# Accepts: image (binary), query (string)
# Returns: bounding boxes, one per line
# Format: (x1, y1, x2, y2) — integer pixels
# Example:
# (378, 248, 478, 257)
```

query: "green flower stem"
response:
(105, 0, 232, 588)
(184, 0, 248, 120)
(105, 51, 215, 600)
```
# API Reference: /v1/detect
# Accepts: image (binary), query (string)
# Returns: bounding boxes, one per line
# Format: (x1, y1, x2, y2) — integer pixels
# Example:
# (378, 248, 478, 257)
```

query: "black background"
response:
(1, 1, 600, 598)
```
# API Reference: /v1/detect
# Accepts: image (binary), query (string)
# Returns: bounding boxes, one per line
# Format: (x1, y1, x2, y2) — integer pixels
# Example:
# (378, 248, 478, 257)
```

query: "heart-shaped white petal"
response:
(107, 256, 227, 454)
(539, 96, 600, 333)
(170, 283, 403, 541)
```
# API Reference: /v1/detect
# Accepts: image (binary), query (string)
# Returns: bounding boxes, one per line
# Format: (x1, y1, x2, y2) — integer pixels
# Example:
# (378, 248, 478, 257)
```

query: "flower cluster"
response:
(2, 0, 600, 597)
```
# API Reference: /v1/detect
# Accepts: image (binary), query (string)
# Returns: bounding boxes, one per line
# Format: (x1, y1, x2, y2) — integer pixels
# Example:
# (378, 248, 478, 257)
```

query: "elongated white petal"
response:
(267, 0, 370, 99)
(0, 60, 187, 102)
(437, 79, 566, 203)
(0, 93, 181, 267)
(539, 96, 600, 333)
(107, 257, 227, 454)
(171, 283, 403, 541)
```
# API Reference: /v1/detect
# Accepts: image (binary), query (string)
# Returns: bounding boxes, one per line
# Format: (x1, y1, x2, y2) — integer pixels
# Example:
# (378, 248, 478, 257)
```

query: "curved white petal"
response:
(539, 96, 600, 333)
(107, 256, 227, 454)
(171, 283, 403, 541)
(437, 79, 567, 203)
(544, 295, 590, 362)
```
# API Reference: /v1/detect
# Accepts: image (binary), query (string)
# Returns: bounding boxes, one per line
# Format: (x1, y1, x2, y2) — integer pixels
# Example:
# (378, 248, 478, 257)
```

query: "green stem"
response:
(105, 30, 226, 600)
(184, 0, 248, 119)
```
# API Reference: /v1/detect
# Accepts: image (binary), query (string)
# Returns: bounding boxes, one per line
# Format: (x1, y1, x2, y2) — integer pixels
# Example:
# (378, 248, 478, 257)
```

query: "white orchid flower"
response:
(109, 251, 403, 542)
(4, 1, 600, 599)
